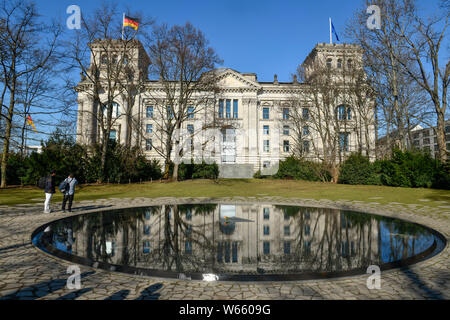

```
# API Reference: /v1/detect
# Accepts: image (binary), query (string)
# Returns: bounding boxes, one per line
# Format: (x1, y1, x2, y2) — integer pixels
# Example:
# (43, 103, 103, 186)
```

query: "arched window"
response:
(337, 59, 342, 68)
(101, 54, 108, 65)
(336, 105, 352, 120)
(326, 58, 333, 68)
(347, 59, 353, 69)
(112, 54, 118, 64)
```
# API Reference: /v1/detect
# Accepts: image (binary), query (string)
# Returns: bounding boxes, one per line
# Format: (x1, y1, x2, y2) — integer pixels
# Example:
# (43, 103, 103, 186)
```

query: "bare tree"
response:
(289, 50, 373, 182)
(0, 0, 60, 188)
(347, 0, 449, 161)
(390, 1, 449, 162)
(143, 22, 222, 181)
(65, 3, 152, 183)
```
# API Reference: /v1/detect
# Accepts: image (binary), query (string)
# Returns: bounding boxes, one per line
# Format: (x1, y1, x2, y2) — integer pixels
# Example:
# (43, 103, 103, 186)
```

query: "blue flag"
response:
(331, 21, 340, 42)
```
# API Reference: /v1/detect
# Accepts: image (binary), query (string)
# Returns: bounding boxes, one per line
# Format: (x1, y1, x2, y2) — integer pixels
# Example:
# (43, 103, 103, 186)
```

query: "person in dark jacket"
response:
(44, 170, 56, 213)
(61, 173, 78, 213)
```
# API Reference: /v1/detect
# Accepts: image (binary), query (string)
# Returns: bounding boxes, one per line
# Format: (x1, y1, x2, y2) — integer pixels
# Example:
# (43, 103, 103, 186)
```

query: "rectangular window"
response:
(143, 241, 150, 254)
(217, 242, 223, 262)
(186, 225, 192, 236)
(144, 225, 150, 235)
(284, 241, 291, 255)
(263, 140, 270, 152)
(263, 107, 269, 119)
(187, 106, 194, 119)
(263, 225, 270, 235)
(146, 124, 153, 134)
(423, 138, 430, 145)
(219, 99, 224, 118)
(284, 209, 290, 220)
(109, 130, 116, 141)
(282, 108, 289, 120)
(283, 140, 290, 153)
(302, 108, 309, 120)
(303, 140, 310, 153)
(187, 124, 194, 135)
(167, 106, 174, 119)
(226, 99, 231, 118)
(233, 99, 238, 118)
(304, 241, 311, 255)
(224, 242, 230, 262)
(232, 242, 238, 263)
(263, 125, 269, 135)
(263, 241, 270, 255)
(303, 126, 310, 136)
(423, 130, 430, 137)
(185, 209, 192, 220)
(283, 125, 289, 135)
(146, 106, 154, 118)
(146, 139, 152, 151)
(284, 225, 290, 236)
(185, 241, 192, 254)
(304, 210, 310, 219)
(304, 224, 310, 236)
(263, 208, 270, 220)
(339, 133, 349, 152)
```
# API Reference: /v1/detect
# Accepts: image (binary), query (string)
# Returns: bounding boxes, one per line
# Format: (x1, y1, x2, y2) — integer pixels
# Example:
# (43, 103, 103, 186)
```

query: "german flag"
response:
(26, 115, 37, 133)
(123, 15, 140, 31)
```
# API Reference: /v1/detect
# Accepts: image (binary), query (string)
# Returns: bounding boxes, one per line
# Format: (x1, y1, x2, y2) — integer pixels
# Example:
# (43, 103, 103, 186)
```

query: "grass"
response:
(0, 179, 449, 208)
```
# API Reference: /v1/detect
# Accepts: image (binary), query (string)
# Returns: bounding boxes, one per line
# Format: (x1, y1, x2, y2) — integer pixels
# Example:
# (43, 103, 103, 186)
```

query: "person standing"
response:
(61, 173, 78, 213)
(44, 170, 56, 213)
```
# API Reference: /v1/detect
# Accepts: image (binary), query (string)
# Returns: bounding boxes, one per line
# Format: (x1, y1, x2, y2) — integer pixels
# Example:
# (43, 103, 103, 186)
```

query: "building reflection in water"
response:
(44, 204, 435, 275)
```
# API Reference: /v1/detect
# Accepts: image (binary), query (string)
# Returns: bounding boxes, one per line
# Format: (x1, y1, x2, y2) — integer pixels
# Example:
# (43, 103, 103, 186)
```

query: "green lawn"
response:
(0, 179, 449, 208)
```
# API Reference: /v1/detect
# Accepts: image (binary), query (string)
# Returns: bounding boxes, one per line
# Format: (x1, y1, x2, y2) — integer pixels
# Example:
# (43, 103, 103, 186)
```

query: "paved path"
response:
(0, 197, 448, 300)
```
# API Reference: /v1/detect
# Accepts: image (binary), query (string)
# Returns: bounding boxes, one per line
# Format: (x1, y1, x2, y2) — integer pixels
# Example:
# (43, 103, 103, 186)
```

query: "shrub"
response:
(338, 153, 380, 185)
(169, 161, 219, 180)
(338, 149, 450, 189)
(378, 149, 444, 188)
(274, 156, 331, 182)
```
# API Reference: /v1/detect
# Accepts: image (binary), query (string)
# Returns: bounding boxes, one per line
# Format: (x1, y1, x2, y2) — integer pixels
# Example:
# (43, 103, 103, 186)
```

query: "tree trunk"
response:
(1, 78, 16, 188)
(436, 110, 447, 162)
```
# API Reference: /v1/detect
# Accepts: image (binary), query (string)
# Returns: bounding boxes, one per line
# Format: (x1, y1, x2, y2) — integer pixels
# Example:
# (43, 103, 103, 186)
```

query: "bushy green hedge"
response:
(171, 161, 219, 180)
(274, 156, 331, 182)
(338, 153, 381, 185)
(1, 130, 162, 186)
(338, 150, 450, 189)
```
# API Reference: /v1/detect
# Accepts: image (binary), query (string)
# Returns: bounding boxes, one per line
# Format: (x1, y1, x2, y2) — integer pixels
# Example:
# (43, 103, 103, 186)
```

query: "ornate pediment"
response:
(216, 68, 261, 90)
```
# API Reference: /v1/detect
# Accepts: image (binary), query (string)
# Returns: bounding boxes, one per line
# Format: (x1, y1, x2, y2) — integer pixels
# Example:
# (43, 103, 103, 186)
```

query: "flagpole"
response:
(329, 17, 332, 44)
(122, 13, 125, 40)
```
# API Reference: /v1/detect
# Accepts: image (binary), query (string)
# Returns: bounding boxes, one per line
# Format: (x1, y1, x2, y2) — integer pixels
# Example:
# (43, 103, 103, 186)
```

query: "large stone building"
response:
(76, 40, 376, 178)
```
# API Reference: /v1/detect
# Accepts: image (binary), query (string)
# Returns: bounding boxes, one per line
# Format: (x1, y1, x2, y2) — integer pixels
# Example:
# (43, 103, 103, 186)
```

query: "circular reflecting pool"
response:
(32, 203, 446, 281)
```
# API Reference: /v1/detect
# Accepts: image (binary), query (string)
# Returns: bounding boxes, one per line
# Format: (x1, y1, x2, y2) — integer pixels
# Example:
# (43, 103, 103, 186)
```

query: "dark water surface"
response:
(33, 204, 445, 281)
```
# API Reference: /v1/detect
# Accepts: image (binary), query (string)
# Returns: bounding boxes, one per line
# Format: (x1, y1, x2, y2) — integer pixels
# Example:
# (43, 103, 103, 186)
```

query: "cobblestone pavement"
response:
(0, 196, 448, 300)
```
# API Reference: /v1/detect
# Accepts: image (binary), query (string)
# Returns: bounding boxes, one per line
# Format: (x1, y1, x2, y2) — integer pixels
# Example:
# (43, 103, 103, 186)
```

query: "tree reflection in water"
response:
(43, 204, 437, 275)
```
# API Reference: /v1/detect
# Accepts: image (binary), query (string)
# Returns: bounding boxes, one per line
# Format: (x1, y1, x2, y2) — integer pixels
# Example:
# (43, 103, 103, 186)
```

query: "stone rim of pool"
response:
(31, 202, 447, 282)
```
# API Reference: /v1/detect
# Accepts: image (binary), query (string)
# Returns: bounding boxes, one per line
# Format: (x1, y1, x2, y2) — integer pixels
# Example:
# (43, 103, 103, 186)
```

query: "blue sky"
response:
(11, 0, 448, 143)
(38, 0, 381, 82)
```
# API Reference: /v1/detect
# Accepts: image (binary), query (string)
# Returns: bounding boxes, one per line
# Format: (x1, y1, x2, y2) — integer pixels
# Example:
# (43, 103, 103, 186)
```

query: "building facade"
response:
(76, 41, 376, 178)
